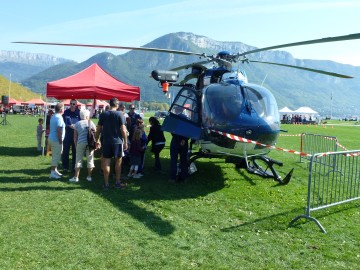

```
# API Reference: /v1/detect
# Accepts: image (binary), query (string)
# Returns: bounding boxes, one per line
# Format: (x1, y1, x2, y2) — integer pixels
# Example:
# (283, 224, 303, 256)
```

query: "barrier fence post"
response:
(300, 133, 338, 164)
(291, 150, 360, 233)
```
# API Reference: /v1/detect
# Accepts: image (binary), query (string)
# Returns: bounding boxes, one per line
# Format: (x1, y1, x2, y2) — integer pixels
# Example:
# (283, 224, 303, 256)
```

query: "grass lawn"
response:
(0, 114, 359, 269)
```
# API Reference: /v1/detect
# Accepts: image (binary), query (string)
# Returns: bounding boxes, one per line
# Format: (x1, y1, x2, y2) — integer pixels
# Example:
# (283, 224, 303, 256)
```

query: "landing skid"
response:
(188, 151, 293, 185)
(241, 155, 293, 185)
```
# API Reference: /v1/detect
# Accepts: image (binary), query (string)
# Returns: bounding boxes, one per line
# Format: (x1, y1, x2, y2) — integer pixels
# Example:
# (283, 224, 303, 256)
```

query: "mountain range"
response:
(1, 32, 359, 117)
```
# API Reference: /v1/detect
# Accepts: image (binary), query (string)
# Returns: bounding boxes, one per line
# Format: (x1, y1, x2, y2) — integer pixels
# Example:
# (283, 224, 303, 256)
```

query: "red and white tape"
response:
(209, 129, 357, 158)
(209, 129, 312, 157)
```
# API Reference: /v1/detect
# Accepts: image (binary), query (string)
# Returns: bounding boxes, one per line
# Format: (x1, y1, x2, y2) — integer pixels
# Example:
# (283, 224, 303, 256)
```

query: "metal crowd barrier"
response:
(300, 133, 338, 164)
(290, 150, 360, 233)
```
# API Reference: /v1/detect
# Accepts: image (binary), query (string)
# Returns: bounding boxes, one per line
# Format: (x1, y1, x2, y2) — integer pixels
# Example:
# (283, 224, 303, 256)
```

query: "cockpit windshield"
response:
(243, 84, 279, 125)
(203, 84, 243, 122)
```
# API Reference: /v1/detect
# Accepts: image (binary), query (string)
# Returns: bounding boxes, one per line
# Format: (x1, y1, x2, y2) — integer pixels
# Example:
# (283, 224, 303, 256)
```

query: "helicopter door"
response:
(162, 87, 201, 140)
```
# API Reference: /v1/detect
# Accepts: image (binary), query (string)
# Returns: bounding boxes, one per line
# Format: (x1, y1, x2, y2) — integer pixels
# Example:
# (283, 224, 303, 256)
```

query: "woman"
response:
(69, 109, 97, 183)
(147, 116, 166, 171)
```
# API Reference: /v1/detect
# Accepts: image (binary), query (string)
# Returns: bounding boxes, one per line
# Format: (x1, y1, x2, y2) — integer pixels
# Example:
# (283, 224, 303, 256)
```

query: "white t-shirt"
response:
(75, 119, 96, 144)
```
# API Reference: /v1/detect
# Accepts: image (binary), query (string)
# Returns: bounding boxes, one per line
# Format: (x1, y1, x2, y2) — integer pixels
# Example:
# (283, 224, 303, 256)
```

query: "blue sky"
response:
(1, 0, 360, 66)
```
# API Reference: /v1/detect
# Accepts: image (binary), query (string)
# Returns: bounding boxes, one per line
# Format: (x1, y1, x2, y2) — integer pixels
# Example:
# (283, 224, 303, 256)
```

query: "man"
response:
(62, 99, 80, 173)
(169, 105, 190, 183)
(95, 98, 128, 190)
(117, 102, 130, 127)
(127, 104, 141, 139)
(48, 103, 66, 179)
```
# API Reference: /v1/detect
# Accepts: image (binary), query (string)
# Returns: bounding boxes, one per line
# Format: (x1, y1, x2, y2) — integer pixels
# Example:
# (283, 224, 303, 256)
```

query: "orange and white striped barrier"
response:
(209, 129, 357, 158)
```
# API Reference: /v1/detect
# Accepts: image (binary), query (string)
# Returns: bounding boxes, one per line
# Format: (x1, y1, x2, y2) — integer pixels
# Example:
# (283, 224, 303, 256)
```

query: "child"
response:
(136, 119, 147, 176)
(37, 118, 44, 151)
(127, 128, 143, 179)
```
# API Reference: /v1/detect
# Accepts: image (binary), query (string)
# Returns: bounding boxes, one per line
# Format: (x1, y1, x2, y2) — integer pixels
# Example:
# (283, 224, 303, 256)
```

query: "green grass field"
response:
(1, 114, 359, 269)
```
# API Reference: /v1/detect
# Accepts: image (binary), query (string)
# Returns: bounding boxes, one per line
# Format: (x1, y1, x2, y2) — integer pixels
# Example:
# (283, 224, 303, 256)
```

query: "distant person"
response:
(69, 109, 97, 183)
(48, 103, 65, 179)
(36, 118, 44, 151)
(62, 99, 80, 173)
(147, 116, 166, 171)
(95, 98, 128, 190)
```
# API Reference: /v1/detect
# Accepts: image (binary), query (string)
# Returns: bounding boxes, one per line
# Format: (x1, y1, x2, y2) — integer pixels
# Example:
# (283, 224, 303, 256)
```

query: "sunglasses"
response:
(130, 107, 135, 109)
(70, 103, 76, 105)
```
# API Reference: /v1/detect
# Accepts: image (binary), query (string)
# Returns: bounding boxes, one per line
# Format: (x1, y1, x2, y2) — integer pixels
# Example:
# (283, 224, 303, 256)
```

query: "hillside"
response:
(4, 32, 360, 116)
(0, 50, 73, 82)
(0, 75, 42, 102)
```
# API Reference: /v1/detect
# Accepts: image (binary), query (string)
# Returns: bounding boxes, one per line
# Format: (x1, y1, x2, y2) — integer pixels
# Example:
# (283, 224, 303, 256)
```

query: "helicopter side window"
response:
(170, 88, 199, 123)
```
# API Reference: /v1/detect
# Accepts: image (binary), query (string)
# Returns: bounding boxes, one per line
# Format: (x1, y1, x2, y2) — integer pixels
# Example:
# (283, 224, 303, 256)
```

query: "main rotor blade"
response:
(170, 60, 211, 71)
(13, 41, 205, 57)
(249, 60, 353, 78)
(239, 33, 360, 56)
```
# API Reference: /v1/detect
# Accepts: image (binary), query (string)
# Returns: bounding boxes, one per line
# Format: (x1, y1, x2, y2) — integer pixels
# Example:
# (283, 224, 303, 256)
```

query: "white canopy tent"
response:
(279, 107, 294, 114)
(293, 106, 318, 115)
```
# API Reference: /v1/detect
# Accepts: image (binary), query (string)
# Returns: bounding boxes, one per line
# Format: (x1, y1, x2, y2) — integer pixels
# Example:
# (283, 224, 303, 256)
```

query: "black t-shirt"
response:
(98, 110, 124, 144)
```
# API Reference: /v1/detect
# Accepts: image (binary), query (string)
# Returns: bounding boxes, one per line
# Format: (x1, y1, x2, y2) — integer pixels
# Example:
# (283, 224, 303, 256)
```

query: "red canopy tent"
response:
(86, 100, 109, 108)
(61, 99, 85, 106)
(22, 98, 46, 106)
(46, 63, 140, 101)
(0, 97, 22, 105)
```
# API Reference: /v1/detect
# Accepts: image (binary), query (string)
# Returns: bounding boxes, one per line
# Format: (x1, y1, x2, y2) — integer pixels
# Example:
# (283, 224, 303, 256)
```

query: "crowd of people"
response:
(44, 98, 190, 190)
(281, 114, 316, 124)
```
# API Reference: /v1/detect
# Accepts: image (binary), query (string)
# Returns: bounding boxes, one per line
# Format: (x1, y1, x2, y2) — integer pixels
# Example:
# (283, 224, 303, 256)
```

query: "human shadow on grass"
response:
(0, 146, 40, 157)
(78, 156, 227, 236)
(0, 185, 82, 192)
(0, 168, 51, 183)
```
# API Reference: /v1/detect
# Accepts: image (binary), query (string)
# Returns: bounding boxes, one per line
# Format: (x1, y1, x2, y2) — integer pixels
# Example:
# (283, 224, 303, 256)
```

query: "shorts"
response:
(75, 143, 95, 168)
(49, 139, 63, 166)
(102, 143, 123, 159)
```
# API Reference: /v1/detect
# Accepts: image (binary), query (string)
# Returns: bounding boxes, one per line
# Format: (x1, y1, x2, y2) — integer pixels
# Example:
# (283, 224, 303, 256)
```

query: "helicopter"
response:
(14, 33, 360, 185)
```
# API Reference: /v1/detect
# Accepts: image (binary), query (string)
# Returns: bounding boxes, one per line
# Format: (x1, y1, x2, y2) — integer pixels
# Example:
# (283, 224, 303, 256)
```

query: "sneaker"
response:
(55, 170, 63, 176)
(69, 177, 79, 183)
(103, 184, 109, 191)
(115, 182, 126, 189)
(132, 174, 142, 179)
(86, 176, 92, 182)
(127, 173, 132, 177)
(49, 171, 61, 179)
(137, 173, 143, 177)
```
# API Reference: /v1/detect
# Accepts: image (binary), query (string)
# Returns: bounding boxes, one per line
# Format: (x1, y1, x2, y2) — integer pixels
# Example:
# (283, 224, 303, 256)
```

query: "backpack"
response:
(87, 122, 97, 150)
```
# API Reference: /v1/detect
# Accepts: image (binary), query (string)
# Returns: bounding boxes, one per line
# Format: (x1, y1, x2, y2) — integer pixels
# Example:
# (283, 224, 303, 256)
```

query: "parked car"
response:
(135, 110, 144, 118)
(154, 110, 168, 119)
